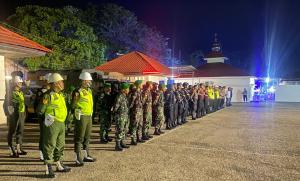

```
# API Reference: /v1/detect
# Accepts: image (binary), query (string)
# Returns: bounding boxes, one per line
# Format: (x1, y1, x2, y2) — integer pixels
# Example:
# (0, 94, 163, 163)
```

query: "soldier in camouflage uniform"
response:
(128, 80, 144, 145)
(176, 83, 184, 125)
(151, 82, 159, 127)
(97, 83, 113, 144)
(182, 82, 190, 124)
(164, 84, 176, 129)
(153, 83, 166, 135)
(113, 83, 130, 151)
(142, 81, 153, 140)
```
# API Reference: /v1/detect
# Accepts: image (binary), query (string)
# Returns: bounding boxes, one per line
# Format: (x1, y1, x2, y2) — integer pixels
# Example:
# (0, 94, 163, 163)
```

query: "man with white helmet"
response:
(35, 73, 52, 161)
(72, 72, 96, 166)
(7, 76, 27, 157)
(39, 73, 71, 178)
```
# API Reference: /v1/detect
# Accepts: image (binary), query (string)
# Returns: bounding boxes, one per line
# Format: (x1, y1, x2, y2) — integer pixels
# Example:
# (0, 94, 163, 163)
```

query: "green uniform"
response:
(153, 90, 165, 130)
(7, 89, 26, 147)
(114, 92, 129, 141)
(73, 87, 93, 154)
(128, 89, 143, 139)
(142, 89, 152, 137)
(97, 91, 112, 140)
(40, 91, 67, 164)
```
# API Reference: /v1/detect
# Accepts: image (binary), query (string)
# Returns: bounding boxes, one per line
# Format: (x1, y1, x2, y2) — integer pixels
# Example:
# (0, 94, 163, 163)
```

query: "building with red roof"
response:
(95, 51, 171, 82)
(0, 25, 50, 124)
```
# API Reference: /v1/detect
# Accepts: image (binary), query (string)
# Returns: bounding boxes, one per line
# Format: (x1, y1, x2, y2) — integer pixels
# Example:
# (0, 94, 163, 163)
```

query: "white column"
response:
(0, 55, 6, 124)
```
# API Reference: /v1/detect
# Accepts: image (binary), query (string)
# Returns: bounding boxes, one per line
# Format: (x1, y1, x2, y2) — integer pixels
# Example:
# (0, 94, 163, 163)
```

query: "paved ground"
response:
(0, 102, 299, 181)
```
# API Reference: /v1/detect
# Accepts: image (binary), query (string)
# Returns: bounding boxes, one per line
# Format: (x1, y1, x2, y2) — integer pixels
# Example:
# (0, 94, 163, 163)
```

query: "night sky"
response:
(1, 0, 300, 77)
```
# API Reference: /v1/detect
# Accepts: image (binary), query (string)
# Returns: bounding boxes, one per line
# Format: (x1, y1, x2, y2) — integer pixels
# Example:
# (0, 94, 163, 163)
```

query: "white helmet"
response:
(14, 76, 23, 83)
(79, 72, 93, 81)
(45, 73, 52, 83)
(48, 73, 64, 83)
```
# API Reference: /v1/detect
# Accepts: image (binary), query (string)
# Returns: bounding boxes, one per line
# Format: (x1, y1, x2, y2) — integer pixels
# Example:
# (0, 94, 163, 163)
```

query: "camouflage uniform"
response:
(152, 88, 165, 133)
(128, 87, 143, 142)
(142, 88, 152, 138)
(114, 92, 129, 142)
(97, 88, 113, 142)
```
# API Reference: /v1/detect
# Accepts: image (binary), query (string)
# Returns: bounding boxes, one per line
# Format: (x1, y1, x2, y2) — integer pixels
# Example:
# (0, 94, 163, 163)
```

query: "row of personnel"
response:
(4, 72, 233, 178)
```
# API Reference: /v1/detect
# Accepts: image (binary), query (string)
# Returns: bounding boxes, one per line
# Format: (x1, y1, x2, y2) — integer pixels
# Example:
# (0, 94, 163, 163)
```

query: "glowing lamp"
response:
(265, 77, 270, 83)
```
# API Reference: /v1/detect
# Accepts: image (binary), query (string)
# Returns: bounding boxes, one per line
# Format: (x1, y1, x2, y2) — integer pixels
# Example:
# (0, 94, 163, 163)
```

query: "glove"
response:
(8, 106, 14, 115)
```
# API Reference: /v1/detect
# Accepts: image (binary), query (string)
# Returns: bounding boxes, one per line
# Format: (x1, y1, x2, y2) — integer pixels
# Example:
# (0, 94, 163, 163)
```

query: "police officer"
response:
(7, 76, 27, 157)
(72, 72, 96, 166)
(113, 83, 130, 151)
(164, 84, 175, 129)
(39, 73, 71, 178)
(191, 85, 198, 120)
(97, 83, 113, 143)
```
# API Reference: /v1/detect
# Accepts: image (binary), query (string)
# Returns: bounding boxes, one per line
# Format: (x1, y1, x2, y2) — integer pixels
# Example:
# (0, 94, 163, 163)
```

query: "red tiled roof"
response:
(95, 51, 171, 75)
(179, 63, 250, 78)
(205, 51, 225, 58)
(0, 25, 51, 53)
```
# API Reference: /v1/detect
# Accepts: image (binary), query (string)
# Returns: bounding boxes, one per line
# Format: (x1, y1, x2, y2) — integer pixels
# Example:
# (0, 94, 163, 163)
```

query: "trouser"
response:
(65, 112, 74, 132)
(74, 115, 92, 154)
(99, 112, 111, 140)
(226, 98, 230, 106)
(7, 112, 26, 147)
(131, 109, 143, 139)
(155, 107, 165, 129)
(209, 99, 214, 112)
(39, 115, 45, 151)
(115, 115, 128, 141)
(43, 121, 65, 164)
(173, 103, 178, 126)
(142, 109, 152, 136)
(243, 95, 247, 102)
(165, 106, 174, 128)
(204, 97, 209, 114)
(177, 102, 183, 124)
(192, 101, 197, 119)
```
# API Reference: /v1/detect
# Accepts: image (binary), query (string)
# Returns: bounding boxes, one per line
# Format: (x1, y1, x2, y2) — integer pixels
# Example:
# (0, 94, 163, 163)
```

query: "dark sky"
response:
(1, 0, 300, 77)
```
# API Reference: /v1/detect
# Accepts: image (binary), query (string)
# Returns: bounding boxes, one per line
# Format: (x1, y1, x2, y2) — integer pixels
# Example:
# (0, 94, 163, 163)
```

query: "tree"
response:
(8, 5, 106, 71)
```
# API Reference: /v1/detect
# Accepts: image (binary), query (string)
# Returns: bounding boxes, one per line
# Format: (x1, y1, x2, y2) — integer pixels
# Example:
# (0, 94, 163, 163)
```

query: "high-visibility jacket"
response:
(45, 92, 67, 122)
(76, 88, 93, 116)
(208, 88, 214, 99)
(12, 89, 25, 113)
(215, 90, 220, 99)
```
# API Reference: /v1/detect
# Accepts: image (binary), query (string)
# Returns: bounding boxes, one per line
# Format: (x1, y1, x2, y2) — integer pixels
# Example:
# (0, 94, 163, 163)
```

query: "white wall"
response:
(276, 85, 300, 102)
(0, 55, 6, 124)
(175, 76, 253, 102)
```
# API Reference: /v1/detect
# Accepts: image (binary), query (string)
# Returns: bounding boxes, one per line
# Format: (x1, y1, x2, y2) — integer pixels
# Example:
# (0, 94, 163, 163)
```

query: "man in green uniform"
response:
(39, 73, 71, 178)
(72, 72, 96, 166)
(128, 80, 144, 145)
(113, 83, 130, 151)
(97, 83, 113, 143)
(142, 81, 153, 140)
(6, 76, 27, 157)
(152, 83, 166, 135)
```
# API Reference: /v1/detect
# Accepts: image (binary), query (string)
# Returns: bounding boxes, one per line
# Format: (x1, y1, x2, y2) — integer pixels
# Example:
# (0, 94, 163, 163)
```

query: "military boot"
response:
(142, 134, 149, 141)
(105, 134, 113, 142)
(45, 164, 56, 178)
(16, 144, 27, 155)
(56, 161, 71, 172)
(131, 137, 137, 145)
(100, 137, 108, 144)
(9, 146, 19, 158)
(120, 140, 130, 148)
(75, 152, 84, 167)
(158, 129, 165, 134)
(136, 133, 145, 143)
(83, 150, 96, 162)
(153, 128, 160, 135)
(146, 133, 153, 139)
(115, 140, 123, 151)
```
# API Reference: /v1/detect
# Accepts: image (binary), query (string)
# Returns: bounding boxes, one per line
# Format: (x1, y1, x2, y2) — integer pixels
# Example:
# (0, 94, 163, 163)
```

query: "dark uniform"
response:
(164, 84, 175, 129)
(191, 86, 198, 120)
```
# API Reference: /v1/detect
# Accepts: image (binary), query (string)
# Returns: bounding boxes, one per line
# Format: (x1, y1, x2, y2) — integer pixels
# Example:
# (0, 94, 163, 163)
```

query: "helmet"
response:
(79, 72, 93, 81)
(14, 76, 23, 83)
(45, 73, 52, 82)
(48, 73, 64, 83)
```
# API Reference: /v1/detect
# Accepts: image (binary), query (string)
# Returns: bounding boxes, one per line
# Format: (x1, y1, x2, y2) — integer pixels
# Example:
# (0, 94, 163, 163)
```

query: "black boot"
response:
(131, 137, 137, 145)
(105, 135, 113, 142)
(83, 150, 96, 162)
(100, 138, 108, 144)
(142, 134, 149, 141)
(115, 140, 123, 151)
(120, 140, 130, 148)
(153, 128, 160, 135)
(158, 129, 165, 134)
(147, 133, 153, 139)
(16, 144, 27, 155)
(136, 134, 145, 143)
(75, 152, 84, 167)
(45, 164, 56, 178)
(56, 161, 71, 172)
(9, 146, 19, 158)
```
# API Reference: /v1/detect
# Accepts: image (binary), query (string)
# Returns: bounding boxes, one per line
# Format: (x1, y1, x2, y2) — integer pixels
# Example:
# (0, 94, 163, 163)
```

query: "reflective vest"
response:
(45, 92, 67, 122)
(208, 88, 214, 99)
(12, 90, 25, 113)
(215, 90, 220, 99)
(76, 88, 93, 116)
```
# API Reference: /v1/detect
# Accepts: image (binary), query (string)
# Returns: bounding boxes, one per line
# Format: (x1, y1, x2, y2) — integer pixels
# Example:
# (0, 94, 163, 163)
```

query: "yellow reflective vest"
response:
(215, 90, 220, 99)
(12, 90, 25, 113)
(76, 88, 93, 116)
(45, 92, 67, 122)
(208, 88, 214, 99)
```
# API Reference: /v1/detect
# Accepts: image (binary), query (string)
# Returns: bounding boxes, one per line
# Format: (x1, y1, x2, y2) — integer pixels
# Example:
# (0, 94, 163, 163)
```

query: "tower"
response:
(204, 33, 228, 64)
